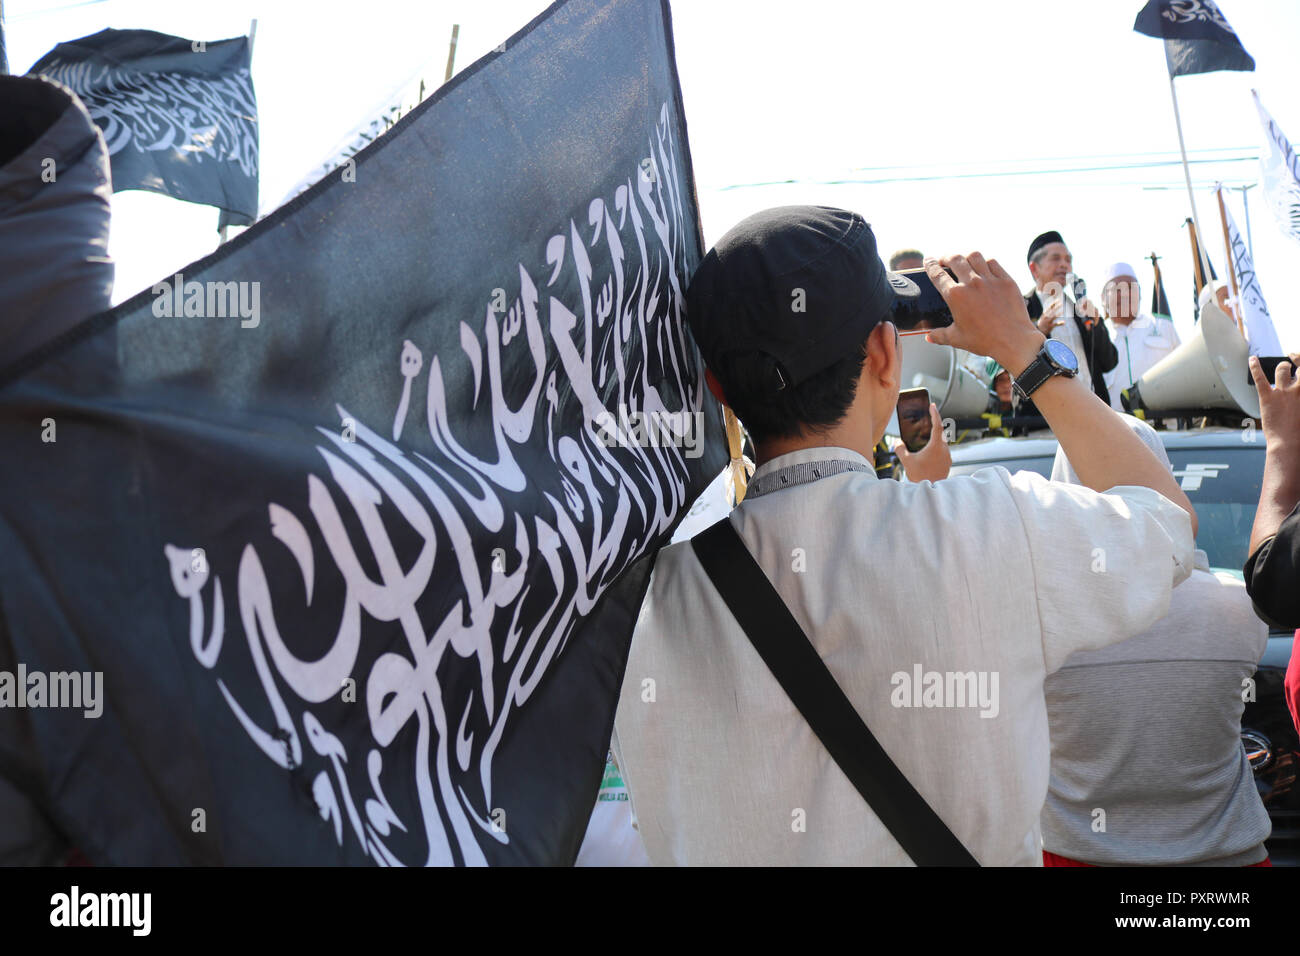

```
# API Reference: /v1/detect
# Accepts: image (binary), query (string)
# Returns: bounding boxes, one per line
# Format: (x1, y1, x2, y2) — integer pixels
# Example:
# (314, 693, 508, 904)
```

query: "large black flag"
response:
(1134, 0, 1255, 76)
(0, 0, 724, 865)
(28, 29, 258, 227)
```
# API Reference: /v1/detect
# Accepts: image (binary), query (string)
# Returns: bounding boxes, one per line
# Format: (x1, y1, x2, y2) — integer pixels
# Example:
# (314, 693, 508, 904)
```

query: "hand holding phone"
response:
(896, 387, 933, 453)
(920, 254, 1044, 379)
(893, 267, 956, 335)
(894, 388, 950, 482)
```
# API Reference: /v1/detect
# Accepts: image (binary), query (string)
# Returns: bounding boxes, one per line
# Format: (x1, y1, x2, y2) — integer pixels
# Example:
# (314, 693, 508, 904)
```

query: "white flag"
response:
(1253, 90, 1300, 246)
(1218, 186, 1284, 356)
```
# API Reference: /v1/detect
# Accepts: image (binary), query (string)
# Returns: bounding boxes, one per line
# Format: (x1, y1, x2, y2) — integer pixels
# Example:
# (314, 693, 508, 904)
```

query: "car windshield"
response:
(950, 442, 1265, 580)
(1166, 447, 1264, 580)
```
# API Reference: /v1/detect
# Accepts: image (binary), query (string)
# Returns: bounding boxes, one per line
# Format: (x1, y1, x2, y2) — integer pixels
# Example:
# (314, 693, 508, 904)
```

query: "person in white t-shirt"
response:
(613, 206, 1197, 866)
(1100, 261, 1181, 410)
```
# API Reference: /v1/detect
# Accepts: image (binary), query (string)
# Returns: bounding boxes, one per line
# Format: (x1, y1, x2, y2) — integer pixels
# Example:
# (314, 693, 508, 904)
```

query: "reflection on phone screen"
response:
(896, 388, 931, 453)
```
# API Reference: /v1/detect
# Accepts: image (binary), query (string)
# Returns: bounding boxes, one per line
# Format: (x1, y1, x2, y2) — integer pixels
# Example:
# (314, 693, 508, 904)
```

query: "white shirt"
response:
(1035, 288, 1092, 388)
(1104, 314, 1181, 410)
(613, 445, 1193, 866)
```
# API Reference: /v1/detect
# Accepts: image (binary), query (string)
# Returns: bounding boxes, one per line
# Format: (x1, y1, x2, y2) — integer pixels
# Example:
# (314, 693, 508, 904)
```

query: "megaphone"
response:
(898, 337, 990, 419)
(1123, 291, 1260, 419)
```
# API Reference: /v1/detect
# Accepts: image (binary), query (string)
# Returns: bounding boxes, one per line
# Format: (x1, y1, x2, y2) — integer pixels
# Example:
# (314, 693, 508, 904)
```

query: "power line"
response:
(844, 146, 1256, 174)
(714, 154, 1260, 191)
(8, 0, 109, 22)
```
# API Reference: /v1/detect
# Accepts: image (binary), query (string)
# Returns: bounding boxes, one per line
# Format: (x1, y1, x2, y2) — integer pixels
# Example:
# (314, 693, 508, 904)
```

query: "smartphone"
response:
(892, 267, 955, 334)
(896, 387, 932, 453)
(1248, 356, 1293, 388)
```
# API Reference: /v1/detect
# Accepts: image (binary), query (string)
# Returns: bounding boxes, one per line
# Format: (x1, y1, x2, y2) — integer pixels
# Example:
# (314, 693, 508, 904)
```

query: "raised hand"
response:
(922, 253, 1044, 378)
(894, 402, 951, 483)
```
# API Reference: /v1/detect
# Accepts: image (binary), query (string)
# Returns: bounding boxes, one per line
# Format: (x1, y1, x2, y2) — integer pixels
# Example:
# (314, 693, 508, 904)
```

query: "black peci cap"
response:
(685, 206, 918, 391)
(1027, 230, 1065, 264)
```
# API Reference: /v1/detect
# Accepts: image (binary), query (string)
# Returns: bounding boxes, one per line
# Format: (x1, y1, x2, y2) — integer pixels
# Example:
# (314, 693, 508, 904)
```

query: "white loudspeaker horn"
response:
(898, 337, 990, 419)
(1124, 292, 1260, 419)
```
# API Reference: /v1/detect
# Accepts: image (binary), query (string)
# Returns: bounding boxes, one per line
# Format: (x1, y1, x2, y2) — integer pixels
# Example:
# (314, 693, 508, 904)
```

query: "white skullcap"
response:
(1103, 261, 1138, 284)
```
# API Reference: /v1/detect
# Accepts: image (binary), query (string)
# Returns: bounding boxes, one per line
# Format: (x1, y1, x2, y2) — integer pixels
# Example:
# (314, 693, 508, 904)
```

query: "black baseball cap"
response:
(685, 206, 919, 390)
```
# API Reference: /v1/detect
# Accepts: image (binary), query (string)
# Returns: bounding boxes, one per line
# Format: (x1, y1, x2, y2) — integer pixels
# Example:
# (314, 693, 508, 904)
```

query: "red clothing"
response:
(1286, 629, 1300, 736)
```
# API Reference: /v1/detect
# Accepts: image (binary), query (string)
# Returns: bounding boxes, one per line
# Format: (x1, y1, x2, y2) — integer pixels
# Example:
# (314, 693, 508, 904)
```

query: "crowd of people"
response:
(892, 232, 1183, 422)
(597, 204, 1300, 867)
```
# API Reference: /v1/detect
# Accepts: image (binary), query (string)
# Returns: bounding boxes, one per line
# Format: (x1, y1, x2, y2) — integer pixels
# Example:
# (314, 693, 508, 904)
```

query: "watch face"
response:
(1044, 338, 1079, 373)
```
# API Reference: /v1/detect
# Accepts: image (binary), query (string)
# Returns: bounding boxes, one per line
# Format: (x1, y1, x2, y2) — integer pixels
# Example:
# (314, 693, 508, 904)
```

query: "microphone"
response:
(1068, 272, 1094, 329)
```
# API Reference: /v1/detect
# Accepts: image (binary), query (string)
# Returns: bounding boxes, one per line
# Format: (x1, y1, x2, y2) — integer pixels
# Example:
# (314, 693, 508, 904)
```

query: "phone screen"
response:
(896, 387, 932, 453)
(1248, 356, 1291, 388)
(891, 267, 955, 332)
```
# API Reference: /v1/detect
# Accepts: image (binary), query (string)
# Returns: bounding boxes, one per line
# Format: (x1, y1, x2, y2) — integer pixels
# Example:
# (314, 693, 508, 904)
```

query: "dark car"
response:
(949, 426, 1297, 865)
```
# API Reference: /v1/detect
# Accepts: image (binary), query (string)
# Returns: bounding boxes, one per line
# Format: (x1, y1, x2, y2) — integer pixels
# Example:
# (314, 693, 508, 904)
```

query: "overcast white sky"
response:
(9, 0, 1300, 349)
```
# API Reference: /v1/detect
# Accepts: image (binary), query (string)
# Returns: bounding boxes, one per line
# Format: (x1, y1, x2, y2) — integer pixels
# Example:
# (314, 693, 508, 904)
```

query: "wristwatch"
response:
(1012, 338, 1078, 402)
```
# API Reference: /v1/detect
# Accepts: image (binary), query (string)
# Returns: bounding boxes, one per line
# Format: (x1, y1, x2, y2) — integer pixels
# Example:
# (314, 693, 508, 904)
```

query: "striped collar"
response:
(747, 447, 876, 499)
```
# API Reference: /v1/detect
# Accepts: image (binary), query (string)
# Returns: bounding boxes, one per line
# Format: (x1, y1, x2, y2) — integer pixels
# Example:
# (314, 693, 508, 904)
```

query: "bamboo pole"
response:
(1215, 185, 1246, 337)
(1186, 217, 1205, 299)
(444, 24, 459, 83)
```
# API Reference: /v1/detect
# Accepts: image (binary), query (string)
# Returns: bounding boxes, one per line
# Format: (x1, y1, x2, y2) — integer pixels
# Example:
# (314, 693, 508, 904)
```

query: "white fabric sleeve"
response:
(1003, 470, 1195, 673)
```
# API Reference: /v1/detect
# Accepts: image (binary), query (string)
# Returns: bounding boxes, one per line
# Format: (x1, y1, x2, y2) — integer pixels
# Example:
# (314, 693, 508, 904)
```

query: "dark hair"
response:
(712, 339, 870, 444)
(889, 248, 923, 270)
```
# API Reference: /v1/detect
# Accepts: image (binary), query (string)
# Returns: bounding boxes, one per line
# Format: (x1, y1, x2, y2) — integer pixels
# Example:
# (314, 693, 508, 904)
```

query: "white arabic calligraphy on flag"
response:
(1218, 185, 1283, 356)
(1254, 90, 1300, 246)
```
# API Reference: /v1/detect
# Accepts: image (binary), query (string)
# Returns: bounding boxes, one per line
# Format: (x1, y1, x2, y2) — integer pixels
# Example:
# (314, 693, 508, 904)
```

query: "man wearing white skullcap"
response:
(1100, 261, 1181, 410)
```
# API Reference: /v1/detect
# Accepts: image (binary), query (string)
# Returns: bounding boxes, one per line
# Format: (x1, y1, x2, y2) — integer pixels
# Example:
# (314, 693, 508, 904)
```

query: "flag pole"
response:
(1148, 251, 1164, 319)
(1214, 184, 1246, 337)
(444, 24, 459, 83)
(1167, 70, 1214, 287)
(219, 19, 258, 245)
(1185, 217, 1205, 298)
(1, 0, 9, 76)
(1239, 182, 1256, 261)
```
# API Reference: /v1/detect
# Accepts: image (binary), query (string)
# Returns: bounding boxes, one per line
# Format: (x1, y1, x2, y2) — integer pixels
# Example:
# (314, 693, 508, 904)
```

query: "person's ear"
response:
(704, 367, 727, 406)
(866, 321, 900, 393)
(1028, 260, 1039, 283)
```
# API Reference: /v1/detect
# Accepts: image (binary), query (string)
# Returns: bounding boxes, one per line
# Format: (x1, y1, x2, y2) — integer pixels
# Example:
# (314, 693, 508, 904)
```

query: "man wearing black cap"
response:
(612, 205, 1197, 866)
(1024, 231, 1117, 405)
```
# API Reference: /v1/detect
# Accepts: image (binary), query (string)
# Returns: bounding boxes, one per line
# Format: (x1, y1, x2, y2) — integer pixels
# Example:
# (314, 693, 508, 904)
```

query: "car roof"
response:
(949, 425, 1264, 464)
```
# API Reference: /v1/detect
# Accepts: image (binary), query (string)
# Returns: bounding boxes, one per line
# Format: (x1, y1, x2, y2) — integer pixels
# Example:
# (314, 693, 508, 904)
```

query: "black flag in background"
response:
(1149, 255, 1173, 320)
(0, 0, 724, 865)
(1134, 0, 1255, 77)
(29, 29, 258, 227)
(1186, 215, 1218, 321)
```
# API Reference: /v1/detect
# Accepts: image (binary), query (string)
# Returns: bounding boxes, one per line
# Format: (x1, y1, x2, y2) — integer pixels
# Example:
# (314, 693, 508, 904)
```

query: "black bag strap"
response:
(691, 518, 979, 867)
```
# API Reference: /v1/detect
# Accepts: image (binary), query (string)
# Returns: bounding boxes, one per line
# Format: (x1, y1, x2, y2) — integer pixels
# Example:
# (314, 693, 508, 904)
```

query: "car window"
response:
(1165, 447, 1264, 579)
(950, 443, 1264, 578)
